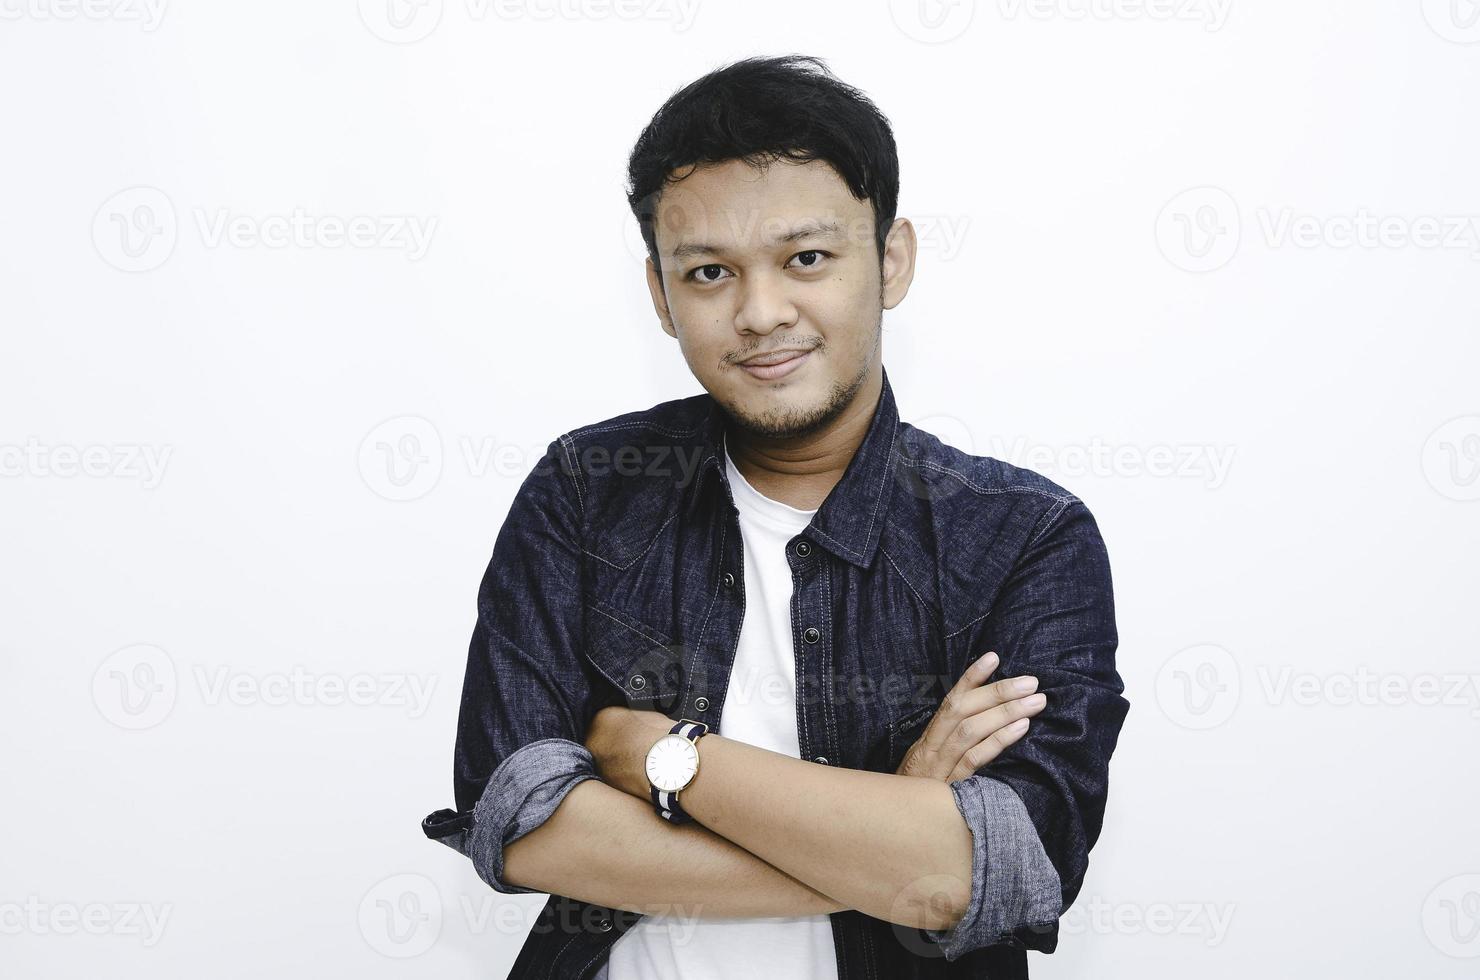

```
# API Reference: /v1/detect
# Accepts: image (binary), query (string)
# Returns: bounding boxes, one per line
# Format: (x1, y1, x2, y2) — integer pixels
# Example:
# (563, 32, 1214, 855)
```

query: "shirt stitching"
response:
(899, 456, 1077, 503)
(581, 512, 680, 572)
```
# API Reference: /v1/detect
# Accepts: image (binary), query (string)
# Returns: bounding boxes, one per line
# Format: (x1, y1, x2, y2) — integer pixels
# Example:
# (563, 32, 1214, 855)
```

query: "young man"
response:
(422, 55, 1128, 979)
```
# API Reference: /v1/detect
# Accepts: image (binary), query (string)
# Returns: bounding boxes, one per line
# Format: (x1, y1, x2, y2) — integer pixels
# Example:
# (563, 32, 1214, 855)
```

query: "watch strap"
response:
(652, 719, 709, 824)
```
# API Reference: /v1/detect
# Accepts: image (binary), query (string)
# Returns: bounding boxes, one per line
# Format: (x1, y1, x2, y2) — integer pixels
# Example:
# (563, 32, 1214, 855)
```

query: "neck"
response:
(725, 365, 883, 511)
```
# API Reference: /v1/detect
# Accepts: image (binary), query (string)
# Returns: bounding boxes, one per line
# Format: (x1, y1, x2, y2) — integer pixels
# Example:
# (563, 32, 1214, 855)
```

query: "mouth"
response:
(736, 348, 813, 381)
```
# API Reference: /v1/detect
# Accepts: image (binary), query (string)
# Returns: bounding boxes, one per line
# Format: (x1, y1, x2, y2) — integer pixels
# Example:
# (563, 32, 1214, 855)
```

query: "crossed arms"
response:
(425, 440, 1127, 960)
(506, 722, 969, 926)
(504, 670, 1048, 934)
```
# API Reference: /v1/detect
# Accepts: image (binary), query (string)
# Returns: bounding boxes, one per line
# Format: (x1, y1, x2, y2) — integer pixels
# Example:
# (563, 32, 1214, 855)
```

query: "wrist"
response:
(616, 709, 677, 799)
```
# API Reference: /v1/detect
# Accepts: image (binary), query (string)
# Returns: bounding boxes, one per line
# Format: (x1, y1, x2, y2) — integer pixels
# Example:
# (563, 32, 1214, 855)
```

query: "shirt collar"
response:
(689, 364, 900, 570)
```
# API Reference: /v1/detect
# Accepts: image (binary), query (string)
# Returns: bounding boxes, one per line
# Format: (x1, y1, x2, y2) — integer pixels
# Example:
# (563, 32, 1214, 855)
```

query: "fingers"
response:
(947, 651, 1039, 716)
(920, 650, 1038, 754)
(951, 650, 1001, 702)
(910, 651, 993, 752)
(946, 714, 1033, 782)
(935, 651, 1047, 779)
(932, 650, 997, 735)
(975, 673, 1039, 713)
(941, 690, 1047, 780)
(902, 649, 1044, 783)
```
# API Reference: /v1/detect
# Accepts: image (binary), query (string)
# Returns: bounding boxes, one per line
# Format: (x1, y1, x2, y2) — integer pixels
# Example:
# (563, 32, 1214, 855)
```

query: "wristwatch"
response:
(645, 718, 709, 824)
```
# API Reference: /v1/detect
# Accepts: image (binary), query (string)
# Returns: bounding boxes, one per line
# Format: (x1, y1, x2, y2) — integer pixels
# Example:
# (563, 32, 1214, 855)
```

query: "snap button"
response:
(722, 571, 735, 589)
(597, 917, 613, 932)
(628, 675, 646, 691)
(694, 696, 709, 711)
(803, 627, 820, 644)
(812, 755, 829, 765)
(795, 540, 811, 557)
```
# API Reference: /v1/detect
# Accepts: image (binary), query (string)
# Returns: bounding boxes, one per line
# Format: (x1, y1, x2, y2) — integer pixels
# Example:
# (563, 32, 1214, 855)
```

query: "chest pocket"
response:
(582, 599, 689, 716)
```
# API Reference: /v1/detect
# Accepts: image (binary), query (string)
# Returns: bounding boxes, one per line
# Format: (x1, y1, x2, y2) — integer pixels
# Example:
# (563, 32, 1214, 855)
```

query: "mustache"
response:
(729, 337, 824, 364)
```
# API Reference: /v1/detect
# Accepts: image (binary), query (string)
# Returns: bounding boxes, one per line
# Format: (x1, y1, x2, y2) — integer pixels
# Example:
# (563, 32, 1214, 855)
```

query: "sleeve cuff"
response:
(923, 774, 1063, 960)
(464, 737, 602, 895)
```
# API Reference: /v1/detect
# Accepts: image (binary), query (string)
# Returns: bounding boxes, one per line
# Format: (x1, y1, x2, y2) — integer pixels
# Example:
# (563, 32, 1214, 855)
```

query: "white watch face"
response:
(646, 733, 699, 792)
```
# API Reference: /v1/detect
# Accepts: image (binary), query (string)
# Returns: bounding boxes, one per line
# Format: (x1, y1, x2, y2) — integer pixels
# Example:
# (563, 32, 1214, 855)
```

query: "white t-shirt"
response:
(598, 437, 839, 980)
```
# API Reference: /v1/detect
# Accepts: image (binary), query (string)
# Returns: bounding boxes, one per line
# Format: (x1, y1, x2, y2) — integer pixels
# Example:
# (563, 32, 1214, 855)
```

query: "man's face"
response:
(644, 157, 914, 441)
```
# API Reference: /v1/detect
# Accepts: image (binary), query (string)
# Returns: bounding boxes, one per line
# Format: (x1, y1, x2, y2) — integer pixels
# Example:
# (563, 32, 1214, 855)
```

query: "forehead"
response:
(652, 157, 874, 256)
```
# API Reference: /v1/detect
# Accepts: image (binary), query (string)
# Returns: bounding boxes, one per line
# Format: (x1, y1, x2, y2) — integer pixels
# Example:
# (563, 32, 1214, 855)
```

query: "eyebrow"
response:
(668, 220, 847, 261)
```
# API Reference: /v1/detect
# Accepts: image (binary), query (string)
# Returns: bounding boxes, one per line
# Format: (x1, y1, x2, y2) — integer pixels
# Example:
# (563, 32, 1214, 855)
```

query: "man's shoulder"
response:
(889, 424, 1106, 632)
(896, 421, 1082, 516)
(535, 393, 715, 515)
(560, 392, 712, 450)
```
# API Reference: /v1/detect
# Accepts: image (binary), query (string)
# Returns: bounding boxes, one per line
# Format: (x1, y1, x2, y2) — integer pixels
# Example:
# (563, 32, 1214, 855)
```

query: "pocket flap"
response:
(582, 601, 687, 714)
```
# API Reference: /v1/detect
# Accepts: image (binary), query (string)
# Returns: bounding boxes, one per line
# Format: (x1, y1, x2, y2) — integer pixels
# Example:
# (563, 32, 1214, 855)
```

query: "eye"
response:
(684, 251, 830, 285)
(685, 263, 731, 285)
(788, 250, 830, 270)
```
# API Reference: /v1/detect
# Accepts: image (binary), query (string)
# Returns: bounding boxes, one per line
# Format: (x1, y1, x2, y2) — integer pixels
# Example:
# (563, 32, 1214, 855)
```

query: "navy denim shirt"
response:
(422, 366, 1129, 979)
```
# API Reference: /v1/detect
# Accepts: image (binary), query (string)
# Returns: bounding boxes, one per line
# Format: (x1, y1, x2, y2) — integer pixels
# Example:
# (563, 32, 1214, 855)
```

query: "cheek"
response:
(813, 265, 877, 315)
(668, 292, 725, 335)
(668, 318, 731, 373)
(814, 292, 878, 350)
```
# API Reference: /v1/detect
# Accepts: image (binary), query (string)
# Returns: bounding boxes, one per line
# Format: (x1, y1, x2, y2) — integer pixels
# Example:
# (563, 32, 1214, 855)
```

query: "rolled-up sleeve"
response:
(460, 738, 601, 894)
(921, 775, 1062, 960)
(422, 435, 612, 894)
(937, 496, 1129, 957)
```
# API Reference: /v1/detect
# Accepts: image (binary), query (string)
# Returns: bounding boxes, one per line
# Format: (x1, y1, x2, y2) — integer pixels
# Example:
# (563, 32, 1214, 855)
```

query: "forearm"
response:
(502, 776, 850, 919)
(675, 733, 973, 930)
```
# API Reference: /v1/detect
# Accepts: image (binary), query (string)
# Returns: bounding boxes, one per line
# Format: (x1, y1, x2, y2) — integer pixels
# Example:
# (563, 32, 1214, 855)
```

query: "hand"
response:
(894, 651, 1046, 783)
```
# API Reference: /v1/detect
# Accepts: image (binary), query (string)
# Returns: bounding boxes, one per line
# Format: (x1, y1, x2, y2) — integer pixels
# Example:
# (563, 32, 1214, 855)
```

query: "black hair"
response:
(625, 54, 900, 279)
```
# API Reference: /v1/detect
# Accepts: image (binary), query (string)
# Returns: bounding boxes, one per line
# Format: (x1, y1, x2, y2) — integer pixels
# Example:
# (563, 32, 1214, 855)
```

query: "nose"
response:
(733, 268, 798, 335)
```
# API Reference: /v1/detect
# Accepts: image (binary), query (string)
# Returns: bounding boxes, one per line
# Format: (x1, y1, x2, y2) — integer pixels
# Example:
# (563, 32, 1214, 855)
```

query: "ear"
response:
(879, 217, 918, 311)
(646, 257, 677, 338)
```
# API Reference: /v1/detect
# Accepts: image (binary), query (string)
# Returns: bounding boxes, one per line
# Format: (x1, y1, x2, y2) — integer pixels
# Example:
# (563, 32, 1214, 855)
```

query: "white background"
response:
(3, 1, 1478, 977)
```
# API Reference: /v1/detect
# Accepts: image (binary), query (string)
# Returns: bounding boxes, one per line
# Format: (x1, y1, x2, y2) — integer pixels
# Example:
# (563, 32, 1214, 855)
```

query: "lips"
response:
(738, 348, 812, 381)
(740, 348, 810, 367)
